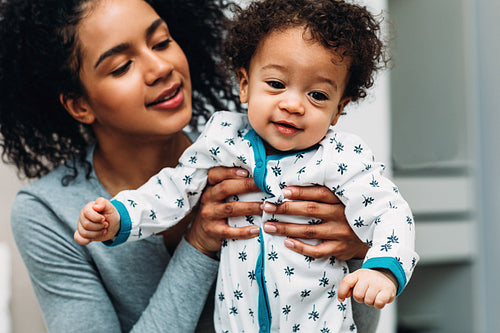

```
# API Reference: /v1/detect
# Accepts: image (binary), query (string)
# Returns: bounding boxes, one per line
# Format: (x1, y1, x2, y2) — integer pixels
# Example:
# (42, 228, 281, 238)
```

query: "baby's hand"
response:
(74, 197, 121, 245)
(338, 268, 397, 309)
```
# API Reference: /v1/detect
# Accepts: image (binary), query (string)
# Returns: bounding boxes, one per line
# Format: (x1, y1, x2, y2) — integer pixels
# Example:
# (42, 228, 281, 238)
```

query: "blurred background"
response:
(0, 0, 498, 332)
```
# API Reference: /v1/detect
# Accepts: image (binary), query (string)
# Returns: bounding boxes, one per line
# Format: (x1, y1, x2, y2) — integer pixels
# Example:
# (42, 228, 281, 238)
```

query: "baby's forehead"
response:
(257, 27, 352, 65)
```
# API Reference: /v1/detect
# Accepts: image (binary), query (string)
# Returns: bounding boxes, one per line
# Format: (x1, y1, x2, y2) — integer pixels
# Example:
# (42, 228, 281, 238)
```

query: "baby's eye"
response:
(111, 61, 132, 76)
(309, 91, 328, 101)
(153, 39, 172, 50)
(266, 81, 285, 89)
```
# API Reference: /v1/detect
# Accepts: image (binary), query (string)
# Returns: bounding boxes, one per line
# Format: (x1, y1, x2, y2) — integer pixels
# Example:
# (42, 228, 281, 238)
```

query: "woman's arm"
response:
(12, 191, 219, 333)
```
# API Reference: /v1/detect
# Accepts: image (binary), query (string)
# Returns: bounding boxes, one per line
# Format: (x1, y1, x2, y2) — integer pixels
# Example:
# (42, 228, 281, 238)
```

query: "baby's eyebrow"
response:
(316, 75, 338, 91)
(261, 64, 287, 72)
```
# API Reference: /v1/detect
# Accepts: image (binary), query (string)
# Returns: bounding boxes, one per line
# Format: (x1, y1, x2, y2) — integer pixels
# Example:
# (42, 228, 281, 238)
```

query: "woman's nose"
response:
(278, 95, 305, 115)
(144, 52, 174, 86)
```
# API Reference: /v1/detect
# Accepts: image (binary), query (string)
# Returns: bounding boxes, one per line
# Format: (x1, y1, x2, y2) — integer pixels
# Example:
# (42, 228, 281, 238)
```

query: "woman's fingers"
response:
(263, 220, 368, 260)
(201, 200, 262, 220)
(187, 167, 262, 255)
(207, 166, 249, 185)
(280, 238, 343, 259)
(262, 218, 348, 240)
(282, 185, 341, 204)
(203, 177, 260, 202)
(204, 220, 260, 240)
(263, 200, 345, 220)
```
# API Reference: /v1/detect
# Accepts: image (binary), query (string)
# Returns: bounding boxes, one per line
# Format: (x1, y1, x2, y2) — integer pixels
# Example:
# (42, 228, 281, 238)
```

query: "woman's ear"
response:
(59, 93, 96, 124)
(237, 68, 249, 104)
(331, 96, 351, 126)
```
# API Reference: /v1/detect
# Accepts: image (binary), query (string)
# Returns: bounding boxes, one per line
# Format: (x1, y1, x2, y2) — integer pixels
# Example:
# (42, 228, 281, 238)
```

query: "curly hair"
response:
(224, 0, 389, 102)
(0, 0, 238, 182)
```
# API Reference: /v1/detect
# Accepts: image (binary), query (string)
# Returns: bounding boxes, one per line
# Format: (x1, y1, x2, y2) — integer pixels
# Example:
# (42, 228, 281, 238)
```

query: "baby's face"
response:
(238, 27, 351, 154)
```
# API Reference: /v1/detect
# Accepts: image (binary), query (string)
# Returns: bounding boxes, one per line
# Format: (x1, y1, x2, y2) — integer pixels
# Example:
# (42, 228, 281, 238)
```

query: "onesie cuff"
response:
(103, 200, 132, 247)
(362, 257, 407, 296)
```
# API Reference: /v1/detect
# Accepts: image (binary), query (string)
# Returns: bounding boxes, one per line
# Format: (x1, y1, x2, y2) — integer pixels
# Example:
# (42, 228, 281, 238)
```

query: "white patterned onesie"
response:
(109, 111, 418, 333)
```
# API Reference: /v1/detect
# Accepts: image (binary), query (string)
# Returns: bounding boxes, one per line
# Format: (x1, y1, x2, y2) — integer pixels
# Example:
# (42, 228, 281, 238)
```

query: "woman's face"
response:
(74, 0, 192, 144)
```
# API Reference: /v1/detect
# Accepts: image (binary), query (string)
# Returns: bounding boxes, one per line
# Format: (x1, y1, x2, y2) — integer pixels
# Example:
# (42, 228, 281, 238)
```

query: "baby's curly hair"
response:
(0, 0, 239, 182)
(224, 0, 389, 102)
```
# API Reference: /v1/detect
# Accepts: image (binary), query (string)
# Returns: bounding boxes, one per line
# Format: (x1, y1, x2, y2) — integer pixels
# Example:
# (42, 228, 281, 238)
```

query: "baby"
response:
(76, 0, 418, 332)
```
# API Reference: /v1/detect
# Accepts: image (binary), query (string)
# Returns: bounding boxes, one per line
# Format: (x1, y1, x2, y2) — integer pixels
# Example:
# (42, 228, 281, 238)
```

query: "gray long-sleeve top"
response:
(10, 146, 219, 333)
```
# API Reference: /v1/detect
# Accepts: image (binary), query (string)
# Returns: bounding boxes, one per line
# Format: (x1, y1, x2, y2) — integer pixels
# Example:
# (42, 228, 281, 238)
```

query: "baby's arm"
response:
(338, 268, 397, 309)
(74, 197, 121, 245)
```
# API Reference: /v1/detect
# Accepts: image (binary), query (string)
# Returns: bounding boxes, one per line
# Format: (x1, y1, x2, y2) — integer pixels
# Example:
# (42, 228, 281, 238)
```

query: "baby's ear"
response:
(237, 68, 250, 104)
(331, 97, 351, 126)
(59, 93, 96, 125)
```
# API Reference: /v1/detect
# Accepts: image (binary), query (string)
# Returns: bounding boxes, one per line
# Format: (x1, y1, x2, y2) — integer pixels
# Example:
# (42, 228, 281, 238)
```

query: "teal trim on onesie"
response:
(362, 257, 407, 296)
(256, 232, 271, 333)
(244, 129, 271, 195)
(103, 200, 132, 247)
(244, 128, 319, 194)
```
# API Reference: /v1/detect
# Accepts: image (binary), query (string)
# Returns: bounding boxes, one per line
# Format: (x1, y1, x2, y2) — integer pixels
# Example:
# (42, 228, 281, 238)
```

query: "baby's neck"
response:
(263, 140, 316, 156)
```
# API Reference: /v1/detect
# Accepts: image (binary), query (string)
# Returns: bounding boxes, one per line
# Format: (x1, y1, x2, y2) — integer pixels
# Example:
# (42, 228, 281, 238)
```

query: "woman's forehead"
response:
(77, 0, 161, 62)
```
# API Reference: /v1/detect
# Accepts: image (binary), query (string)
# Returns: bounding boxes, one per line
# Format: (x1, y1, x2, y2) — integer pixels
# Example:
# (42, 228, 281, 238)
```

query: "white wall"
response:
(0, 162, 45, 333)
(0, 242, 11, 333)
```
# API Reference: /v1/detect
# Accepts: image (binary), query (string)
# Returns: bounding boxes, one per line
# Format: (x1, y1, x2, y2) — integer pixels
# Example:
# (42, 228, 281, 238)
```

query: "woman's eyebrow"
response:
(94, 43, 130, 69)
(94, 18, 166, 69)
(145, 18, 165, 39)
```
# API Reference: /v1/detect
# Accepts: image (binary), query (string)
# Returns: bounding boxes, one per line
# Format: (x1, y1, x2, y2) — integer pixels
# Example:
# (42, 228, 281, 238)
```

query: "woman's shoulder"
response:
(16, 161, 101, 202)
(11, 158, 105, 239)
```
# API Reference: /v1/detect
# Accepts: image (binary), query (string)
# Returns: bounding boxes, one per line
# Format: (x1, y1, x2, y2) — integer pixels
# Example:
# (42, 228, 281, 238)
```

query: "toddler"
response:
(76, 0, 418, 332)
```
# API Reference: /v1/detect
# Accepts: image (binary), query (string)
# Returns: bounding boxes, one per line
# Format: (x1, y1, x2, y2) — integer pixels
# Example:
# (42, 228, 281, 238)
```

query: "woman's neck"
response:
(93, 132, 191, 196)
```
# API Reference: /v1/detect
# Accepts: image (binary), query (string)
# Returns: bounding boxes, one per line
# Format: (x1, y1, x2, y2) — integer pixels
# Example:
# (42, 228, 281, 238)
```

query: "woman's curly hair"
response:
(0, 0, 238, 182)
(224, 0, 389, 102)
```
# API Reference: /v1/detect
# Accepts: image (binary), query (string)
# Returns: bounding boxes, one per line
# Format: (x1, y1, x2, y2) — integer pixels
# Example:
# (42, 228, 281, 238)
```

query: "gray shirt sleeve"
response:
(11, 190, 219, 333)
(132, 238, 219, 332)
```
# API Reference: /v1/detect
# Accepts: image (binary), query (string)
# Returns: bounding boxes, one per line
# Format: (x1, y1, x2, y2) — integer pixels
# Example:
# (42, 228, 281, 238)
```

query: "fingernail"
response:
(263, 202, 277, 213)
(263, 224, 277, 233)
(284, 239, 295, 248)
(250, 227, 260, 235)
(282, 188, 292, 198)
(236, 169, 249, 177)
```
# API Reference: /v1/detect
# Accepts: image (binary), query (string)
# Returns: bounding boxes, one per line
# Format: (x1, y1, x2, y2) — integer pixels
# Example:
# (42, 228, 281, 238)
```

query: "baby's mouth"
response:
(272, 121, 301, 130)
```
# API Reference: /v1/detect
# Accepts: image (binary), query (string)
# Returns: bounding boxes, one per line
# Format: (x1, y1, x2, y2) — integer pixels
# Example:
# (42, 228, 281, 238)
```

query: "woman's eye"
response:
(266, 81, 285, 89)
(111, 61, 132, 76)
(309, 91, 328, 101)
(153, 39, 172, 50)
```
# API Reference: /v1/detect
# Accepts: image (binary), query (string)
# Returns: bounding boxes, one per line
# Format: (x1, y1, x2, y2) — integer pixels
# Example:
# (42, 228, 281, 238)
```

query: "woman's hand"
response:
(185, 167, 261, 258)
(261, 185, 369, 261)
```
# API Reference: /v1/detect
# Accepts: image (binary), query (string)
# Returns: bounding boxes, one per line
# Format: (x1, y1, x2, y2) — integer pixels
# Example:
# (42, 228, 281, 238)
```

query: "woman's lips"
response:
(147, 86, 184, 110)
(272, 121, 302, 135)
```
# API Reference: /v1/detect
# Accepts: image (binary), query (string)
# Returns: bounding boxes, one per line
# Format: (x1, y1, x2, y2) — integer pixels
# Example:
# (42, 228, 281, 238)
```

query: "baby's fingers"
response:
(373, 289, 396, 309)
(82, 203, 108, 226)
(338, 272, 357, 302)
(74, 231, 91, 245)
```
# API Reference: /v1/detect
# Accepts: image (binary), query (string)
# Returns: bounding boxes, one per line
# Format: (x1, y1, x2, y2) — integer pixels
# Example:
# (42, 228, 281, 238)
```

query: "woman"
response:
(0, 0, 375, 332)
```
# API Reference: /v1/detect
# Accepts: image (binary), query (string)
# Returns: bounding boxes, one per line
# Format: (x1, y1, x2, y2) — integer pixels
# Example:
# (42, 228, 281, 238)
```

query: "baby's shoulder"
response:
(201, 111, 251, 138)
(321, 129, 372, 151)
